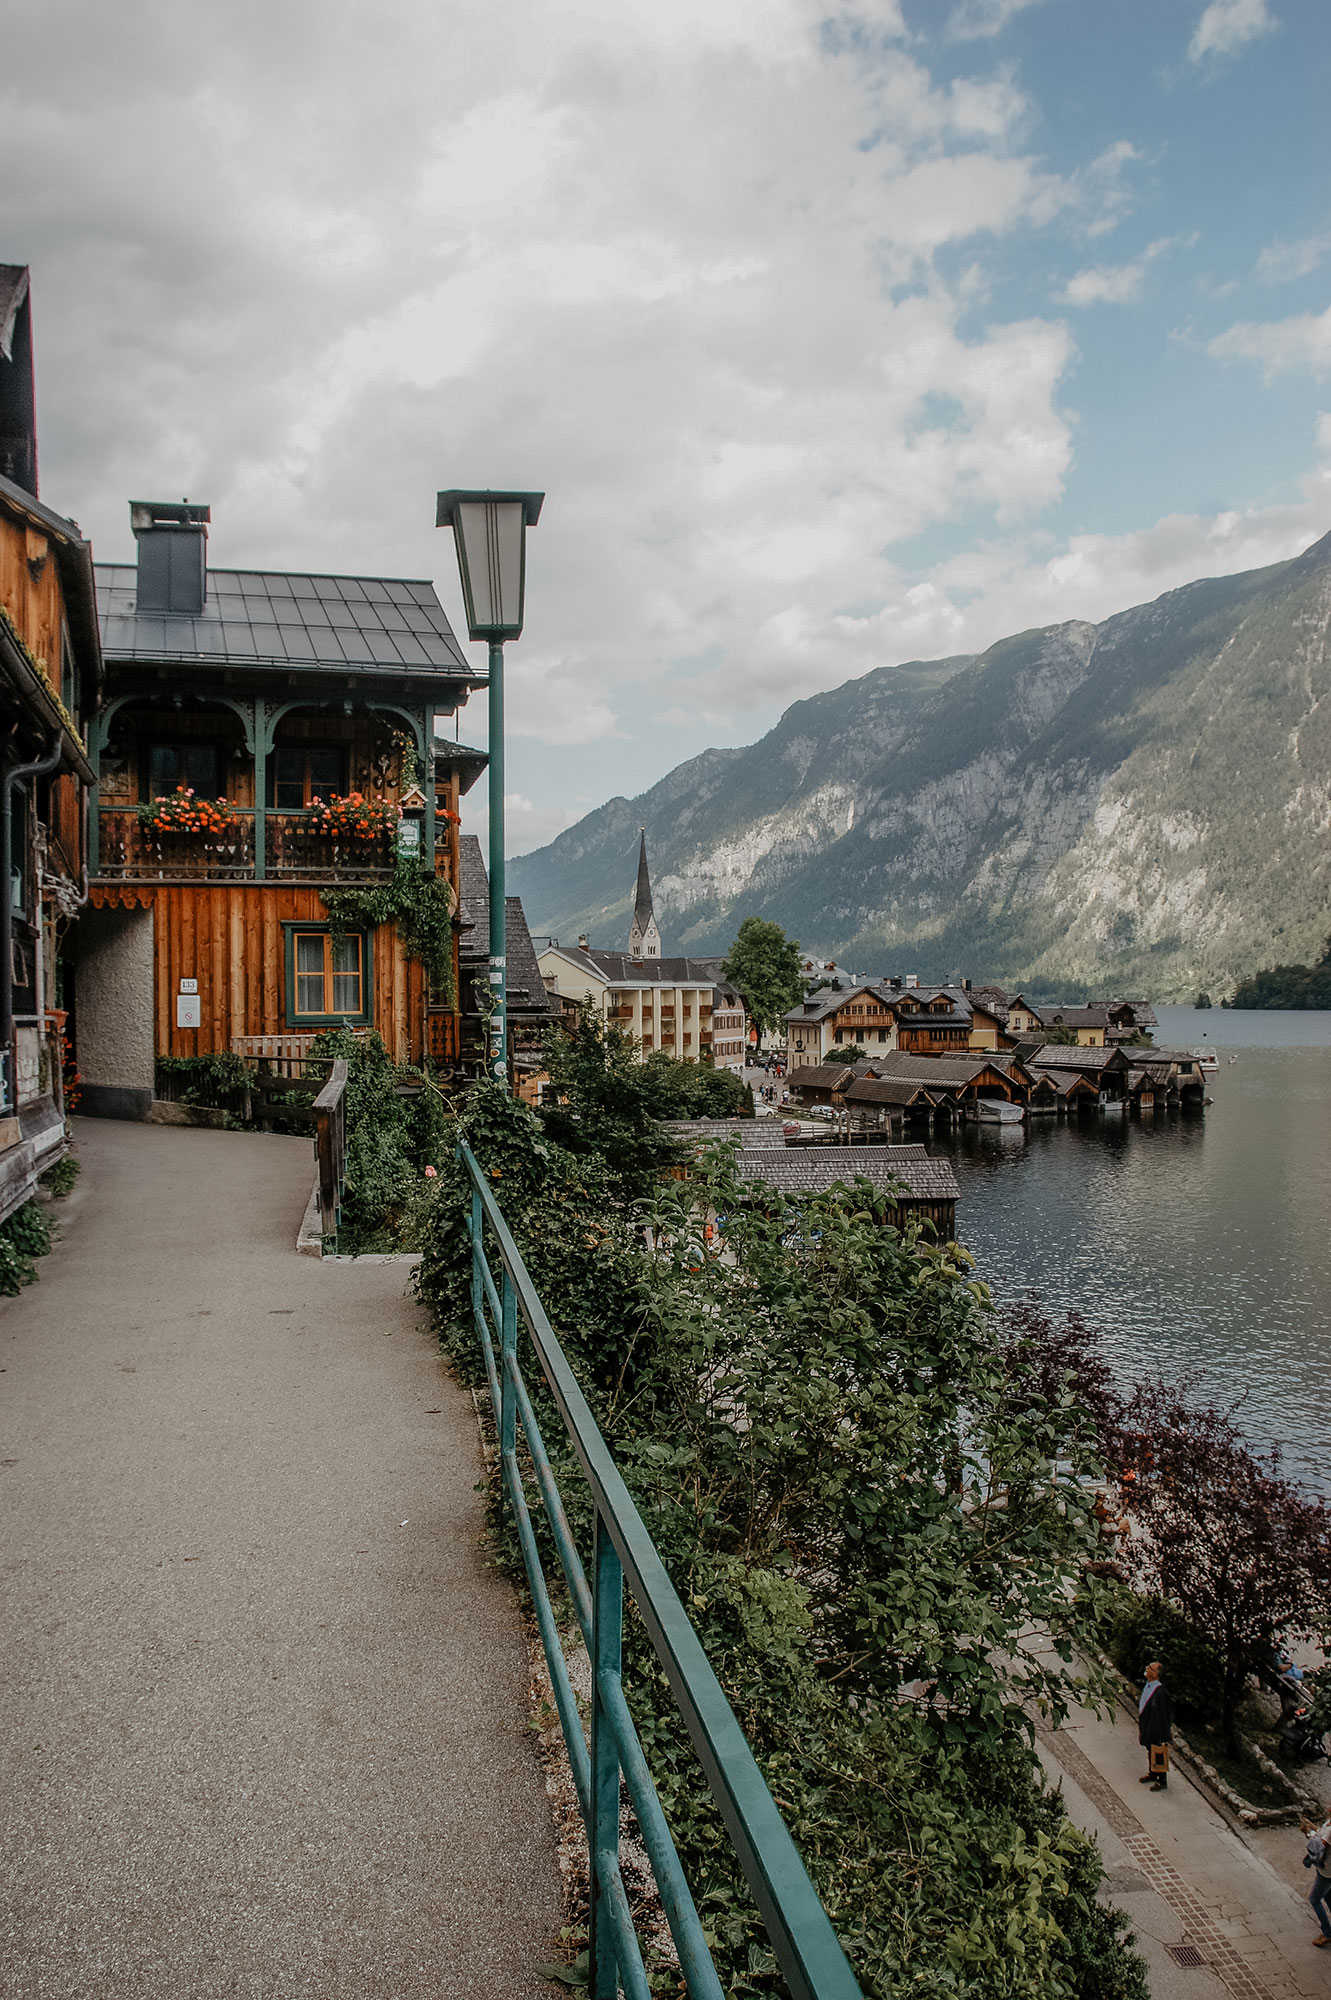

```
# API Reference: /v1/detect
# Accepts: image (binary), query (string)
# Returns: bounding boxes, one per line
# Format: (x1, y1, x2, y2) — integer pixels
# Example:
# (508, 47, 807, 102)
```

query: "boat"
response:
(1192, 1048, 1219, 1074)
(976, 1099, 1025, 1124)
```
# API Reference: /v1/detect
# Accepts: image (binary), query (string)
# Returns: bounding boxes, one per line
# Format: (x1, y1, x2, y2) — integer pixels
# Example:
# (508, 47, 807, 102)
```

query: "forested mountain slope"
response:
(510, 535, 1331, 998)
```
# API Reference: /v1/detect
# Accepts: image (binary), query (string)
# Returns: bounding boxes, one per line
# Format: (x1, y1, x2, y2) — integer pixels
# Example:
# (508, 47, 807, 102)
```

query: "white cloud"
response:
(1188, 0, 1277, 62)
(946, 0, 1046, 38)
(1057, 235, 1183, 307)
(1208, 304, 1331, 377)
(1256, 231, 1331, 283)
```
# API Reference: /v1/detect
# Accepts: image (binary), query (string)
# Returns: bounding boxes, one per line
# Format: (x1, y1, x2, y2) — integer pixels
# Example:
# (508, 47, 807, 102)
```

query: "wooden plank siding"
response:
(89, 883, 427, 1063)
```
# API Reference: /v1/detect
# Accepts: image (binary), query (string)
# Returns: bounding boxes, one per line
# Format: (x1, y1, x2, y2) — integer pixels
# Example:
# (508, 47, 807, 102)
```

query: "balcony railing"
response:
(97, 808, 397, 883)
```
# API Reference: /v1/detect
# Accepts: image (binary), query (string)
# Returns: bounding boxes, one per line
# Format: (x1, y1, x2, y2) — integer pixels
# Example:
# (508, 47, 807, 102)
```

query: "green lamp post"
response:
(436, 488, 544, 1085)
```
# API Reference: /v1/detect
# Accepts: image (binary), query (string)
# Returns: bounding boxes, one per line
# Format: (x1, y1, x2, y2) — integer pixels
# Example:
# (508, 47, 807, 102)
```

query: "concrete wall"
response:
(74, 906, 155, 1119)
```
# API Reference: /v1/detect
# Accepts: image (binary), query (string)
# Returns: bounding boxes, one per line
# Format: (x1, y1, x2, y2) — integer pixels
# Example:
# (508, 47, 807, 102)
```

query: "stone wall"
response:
(74, 906, 155, 1119)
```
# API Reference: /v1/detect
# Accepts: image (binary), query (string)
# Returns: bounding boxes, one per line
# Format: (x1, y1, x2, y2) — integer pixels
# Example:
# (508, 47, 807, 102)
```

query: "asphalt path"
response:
(0, 1117, 561, 1999)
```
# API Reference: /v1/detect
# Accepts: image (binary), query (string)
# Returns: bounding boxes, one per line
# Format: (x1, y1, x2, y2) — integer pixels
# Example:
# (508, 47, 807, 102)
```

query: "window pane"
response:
(274, 749, 305, 810)
(295, 933, 325, 1015)
(330, 935, 362, 1014)
(309, 748, 340, 793)
(185, 745, 217, 795)
(149, 745, 178, 796)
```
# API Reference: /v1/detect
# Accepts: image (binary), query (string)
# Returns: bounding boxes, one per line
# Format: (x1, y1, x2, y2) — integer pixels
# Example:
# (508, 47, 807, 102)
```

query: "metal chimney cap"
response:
(130, 500, 211, 532)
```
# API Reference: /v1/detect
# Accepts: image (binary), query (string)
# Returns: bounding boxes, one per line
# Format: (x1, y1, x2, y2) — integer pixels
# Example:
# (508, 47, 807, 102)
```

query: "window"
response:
(284, 925, 373, 1026)
(147, 742, 223, 799)
(271, 746, 347, 810)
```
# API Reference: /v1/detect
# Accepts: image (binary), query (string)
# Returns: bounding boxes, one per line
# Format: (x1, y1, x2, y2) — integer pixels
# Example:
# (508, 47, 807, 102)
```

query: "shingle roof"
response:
(457, 834, 553, 1015)
(739, 1147, 959, 1205)
(844, 1051, 1012, 1087)
(572, 949, 731, 987)
(660, 1119, 786, 1148)
(842, 1076, 938, 1106)
(1026, 1044, 1130, 1072)
(1033, 1067, 1099, 1097)
(94, 562, 476, 679)
(788, 1061, 875, 1091)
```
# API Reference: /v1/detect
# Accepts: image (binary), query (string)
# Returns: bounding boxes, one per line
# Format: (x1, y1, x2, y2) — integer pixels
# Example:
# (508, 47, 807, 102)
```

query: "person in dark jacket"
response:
(1138, 1660, 1173, 1791)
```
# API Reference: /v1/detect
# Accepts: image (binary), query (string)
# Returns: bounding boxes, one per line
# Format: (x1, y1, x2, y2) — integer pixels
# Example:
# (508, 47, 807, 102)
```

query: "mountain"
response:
(510, 534, 1331, 999)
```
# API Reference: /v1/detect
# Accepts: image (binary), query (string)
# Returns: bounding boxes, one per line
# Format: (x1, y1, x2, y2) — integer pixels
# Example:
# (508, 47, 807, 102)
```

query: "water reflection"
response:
(924, 1009, 1331, 1491)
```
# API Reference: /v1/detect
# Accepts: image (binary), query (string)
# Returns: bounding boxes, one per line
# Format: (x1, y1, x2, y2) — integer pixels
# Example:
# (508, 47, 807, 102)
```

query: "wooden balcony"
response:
(96, 808, 397, 883)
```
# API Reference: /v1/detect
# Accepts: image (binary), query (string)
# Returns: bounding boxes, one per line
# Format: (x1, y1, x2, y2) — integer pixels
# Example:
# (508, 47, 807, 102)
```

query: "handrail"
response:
(458, 1139, 863, 2000)
(314, 1058, 349, 1243)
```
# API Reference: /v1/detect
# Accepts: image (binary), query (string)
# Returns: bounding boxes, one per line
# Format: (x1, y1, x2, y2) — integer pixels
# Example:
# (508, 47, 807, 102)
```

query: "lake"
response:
(923, 1007, 1331, 1492)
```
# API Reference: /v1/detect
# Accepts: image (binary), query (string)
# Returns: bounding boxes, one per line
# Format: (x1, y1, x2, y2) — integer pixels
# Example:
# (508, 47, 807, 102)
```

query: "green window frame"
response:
(282, 922, 374, 1028)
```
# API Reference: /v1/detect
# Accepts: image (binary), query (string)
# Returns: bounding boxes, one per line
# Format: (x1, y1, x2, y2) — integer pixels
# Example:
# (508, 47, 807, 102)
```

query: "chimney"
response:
(131, 500, 210, 615)
(577, 934, 589, 950)
(905, 973, 918, 989)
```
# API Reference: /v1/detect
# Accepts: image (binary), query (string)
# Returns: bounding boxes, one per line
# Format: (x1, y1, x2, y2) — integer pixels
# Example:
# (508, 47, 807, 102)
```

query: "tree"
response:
(722, 917, 804, 1034)
(1113, 1382, 1331, 1750)
(1227, 936, 1331, 1009)
(538, 1004, 684, 1199)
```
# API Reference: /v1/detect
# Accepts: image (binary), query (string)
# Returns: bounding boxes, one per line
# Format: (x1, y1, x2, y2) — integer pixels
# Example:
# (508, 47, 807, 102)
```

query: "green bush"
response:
(413, 1084, 1148, 2000)
(40, 1153, 79, 1197)
(0, 1198, 55, 1296)
(1101, 1587, 1224, 1721)
(310, 1029, 452, 1251)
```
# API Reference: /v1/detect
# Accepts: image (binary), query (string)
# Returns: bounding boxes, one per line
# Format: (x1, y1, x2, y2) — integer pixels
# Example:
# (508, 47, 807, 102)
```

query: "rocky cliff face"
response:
(510, 537, 1331, 998)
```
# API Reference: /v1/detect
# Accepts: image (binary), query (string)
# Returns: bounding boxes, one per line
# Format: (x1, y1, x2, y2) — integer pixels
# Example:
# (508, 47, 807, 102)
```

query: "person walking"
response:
(1138, 1661, 1173, 1791)
(1301, 1814, 1331, 1948)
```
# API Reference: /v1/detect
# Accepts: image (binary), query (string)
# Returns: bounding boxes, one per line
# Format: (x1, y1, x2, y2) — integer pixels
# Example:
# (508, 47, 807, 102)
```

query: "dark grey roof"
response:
(842, 1076, 938, 1106)
(787, 1061, 869, 1091)
(785, 981, 895, 1024)
(1026, 1044, 1131, 1072)
(457, 834, 553, 1015)
(660, 1119, 785, 1148)
(94, 561, 476, 679)
(1032, 1067, 1100, 1096)
(434, 739, 488, 796)
(845, 1051, 1014, 1087)
(567, 949, 727, 986)
(739, 1147, 959, 1205)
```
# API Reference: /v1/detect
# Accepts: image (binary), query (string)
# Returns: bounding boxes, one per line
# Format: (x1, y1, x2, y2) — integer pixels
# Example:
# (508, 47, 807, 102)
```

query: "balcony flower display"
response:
(137, 787, 235, 838)
(307, 791, 400, 841)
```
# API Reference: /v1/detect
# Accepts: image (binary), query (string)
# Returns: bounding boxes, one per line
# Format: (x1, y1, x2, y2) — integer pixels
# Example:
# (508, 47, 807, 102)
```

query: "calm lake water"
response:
(923, 1007, 1331, 1492)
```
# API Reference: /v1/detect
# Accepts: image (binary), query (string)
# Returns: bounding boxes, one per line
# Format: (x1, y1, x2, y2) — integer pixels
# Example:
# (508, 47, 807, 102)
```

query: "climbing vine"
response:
(321, 856, 456, 1009)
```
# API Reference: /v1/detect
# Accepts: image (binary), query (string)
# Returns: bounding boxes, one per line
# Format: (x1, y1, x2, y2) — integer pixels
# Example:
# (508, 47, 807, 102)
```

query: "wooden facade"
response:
(0, 266, 101, 1211)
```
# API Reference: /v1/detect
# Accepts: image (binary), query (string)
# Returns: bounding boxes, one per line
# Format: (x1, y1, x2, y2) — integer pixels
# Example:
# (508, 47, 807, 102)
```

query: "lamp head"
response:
(435, 488, 544, 642)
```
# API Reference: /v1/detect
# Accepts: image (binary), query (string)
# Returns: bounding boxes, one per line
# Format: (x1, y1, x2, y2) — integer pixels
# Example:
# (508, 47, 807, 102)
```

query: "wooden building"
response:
(73, 500, 484, 1117)
(0, 265, 100, 1214)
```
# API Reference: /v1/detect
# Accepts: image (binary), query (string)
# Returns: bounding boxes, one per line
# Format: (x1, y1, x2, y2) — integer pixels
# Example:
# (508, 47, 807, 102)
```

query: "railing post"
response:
(589, 1514, 624, 2000)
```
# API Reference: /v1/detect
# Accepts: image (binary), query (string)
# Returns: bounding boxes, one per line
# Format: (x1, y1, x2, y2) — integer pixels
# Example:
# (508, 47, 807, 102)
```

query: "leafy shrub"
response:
(40, 1153, 80, 1197)
(155, 1051, 251, 1110)
(413, 1083, 1148, 2000)
(0, 1198, 54, 1295)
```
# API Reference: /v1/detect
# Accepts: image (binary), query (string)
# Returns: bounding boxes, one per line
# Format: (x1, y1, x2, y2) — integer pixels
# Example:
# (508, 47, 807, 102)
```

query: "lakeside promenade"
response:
(0, 1119, 560, 1999)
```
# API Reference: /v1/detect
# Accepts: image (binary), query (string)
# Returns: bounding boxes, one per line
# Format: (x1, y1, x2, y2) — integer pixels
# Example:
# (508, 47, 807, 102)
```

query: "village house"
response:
(784, 977, 1009, 1069)
(536, 835, 748, 1072)
(0, 265, 100, 1213)
(72, 498, 485, 1116)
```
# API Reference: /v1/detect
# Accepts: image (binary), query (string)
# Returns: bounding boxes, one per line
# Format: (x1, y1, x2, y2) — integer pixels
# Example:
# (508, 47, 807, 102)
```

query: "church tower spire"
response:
(628, 827, 661, 959)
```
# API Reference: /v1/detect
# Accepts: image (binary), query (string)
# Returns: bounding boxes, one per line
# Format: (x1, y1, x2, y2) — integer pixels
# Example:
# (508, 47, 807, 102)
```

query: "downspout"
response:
(1, 736, 63, 1099)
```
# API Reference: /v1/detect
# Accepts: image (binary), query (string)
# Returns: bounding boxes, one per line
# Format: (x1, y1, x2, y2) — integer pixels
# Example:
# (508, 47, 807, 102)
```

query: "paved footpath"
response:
(1036, 1672, 1331, 2000)
(0, 1118, 561, 2000)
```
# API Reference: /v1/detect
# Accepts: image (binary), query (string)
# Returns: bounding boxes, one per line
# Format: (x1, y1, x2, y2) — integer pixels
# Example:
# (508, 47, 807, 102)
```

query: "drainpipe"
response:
(1, 736, 63, 1104)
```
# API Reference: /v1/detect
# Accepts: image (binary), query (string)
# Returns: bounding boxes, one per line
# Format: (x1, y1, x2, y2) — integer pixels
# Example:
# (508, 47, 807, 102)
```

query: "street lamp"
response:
(436, 488, 544, 1085)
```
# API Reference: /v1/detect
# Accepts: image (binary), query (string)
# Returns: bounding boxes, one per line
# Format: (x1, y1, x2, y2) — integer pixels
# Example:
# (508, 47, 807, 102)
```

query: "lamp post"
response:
(436, 488, 544, 1086)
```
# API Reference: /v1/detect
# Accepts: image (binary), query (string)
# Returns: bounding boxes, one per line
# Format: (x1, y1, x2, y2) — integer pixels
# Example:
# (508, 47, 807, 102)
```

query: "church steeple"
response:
(628, 827, 661, 959)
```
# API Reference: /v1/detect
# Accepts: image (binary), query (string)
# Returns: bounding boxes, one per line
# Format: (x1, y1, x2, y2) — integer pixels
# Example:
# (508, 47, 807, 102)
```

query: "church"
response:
(535, 833, 748, 1070)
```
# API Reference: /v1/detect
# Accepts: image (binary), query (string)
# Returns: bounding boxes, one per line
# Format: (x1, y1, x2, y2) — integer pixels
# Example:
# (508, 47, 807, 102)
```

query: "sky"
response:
(3, 0, 1330, 853)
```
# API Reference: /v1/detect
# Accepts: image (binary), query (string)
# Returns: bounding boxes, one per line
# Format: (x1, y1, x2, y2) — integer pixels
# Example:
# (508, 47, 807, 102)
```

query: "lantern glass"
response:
(436, 488, 544, 641)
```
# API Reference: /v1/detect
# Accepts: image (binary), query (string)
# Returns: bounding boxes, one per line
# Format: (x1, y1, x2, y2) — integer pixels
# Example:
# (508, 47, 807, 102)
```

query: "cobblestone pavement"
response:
(0, 1118, 561, 1999)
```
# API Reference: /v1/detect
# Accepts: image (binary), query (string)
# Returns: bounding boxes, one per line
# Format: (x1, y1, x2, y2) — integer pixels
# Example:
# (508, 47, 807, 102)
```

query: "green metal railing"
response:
(459, 1140, 863, 2000)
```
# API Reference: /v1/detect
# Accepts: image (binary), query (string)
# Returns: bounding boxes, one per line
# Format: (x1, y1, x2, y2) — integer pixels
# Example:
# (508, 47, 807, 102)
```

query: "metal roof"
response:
(94, 562, 476, 679)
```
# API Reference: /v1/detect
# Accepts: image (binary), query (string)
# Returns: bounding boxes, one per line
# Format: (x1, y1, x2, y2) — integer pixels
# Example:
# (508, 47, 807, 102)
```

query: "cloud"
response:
(1056, 235, 1184, 307)
(1208, 304, 1331, 377)
(1256, 231, 1331, 283)
(946, 0, 1046, 40)
(1188, 0, 1277, 62)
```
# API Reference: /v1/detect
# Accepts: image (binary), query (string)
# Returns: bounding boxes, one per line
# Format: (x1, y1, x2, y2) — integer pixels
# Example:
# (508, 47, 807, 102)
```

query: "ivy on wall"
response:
(321, 856, 456, 1011)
